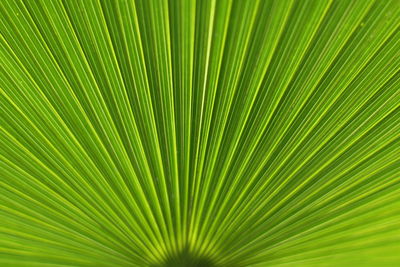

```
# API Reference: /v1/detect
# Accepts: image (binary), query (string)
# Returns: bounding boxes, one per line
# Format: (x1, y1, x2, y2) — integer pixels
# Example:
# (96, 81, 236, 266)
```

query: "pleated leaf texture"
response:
(1, 0, 400, 266)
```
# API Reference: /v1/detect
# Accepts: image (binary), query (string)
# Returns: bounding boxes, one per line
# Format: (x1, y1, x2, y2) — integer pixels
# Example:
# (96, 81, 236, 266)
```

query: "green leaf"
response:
(1, 0, 399, 266)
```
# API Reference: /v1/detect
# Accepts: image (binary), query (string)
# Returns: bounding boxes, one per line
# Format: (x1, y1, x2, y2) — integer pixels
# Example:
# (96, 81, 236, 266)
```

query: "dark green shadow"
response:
(150, 246, 216, 267)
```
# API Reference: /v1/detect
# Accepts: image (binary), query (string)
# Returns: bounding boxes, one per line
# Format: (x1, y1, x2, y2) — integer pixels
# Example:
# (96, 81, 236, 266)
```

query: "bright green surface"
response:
(1, 0, 399, 266)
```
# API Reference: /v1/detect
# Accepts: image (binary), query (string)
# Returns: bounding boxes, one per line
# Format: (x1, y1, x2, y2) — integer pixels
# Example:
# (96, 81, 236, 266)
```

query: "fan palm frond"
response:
(1, 0, 399, 266)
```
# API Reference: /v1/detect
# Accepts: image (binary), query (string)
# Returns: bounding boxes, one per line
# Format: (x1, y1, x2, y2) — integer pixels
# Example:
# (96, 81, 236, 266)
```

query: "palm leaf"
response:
(1, 0, 399, 266)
